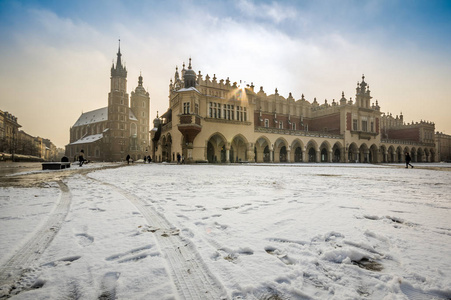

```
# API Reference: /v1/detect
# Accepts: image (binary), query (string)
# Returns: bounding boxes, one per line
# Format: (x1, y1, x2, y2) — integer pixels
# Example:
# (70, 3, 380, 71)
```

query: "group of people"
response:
(126, 154, 152, 164)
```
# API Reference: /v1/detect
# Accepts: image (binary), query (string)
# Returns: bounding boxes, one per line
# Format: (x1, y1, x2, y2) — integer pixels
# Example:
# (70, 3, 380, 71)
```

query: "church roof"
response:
(69, 133, 104, 145)
(129, 110, 137, 121)
(73, 107, 108, 127)
(73, 106, 137, 127)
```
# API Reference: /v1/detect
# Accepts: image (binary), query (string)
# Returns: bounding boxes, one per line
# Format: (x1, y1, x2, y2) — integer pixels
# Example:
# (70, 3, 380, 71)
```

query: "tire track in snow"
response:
(0, 181, 71, 296)
(91, 177, 228, 300)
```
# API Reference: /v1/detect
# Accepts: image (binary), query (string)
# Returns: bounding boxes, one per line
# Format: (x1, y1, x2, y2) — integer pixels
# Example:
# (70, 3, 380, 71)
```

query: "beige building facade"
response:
(151, 60, 437, 164)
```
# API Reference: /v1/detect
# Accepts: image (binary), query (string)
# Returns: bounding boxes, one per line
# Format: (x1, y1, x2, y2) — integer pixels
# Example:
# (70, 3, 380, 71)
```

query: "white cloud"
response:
(235, 0, 298, 24)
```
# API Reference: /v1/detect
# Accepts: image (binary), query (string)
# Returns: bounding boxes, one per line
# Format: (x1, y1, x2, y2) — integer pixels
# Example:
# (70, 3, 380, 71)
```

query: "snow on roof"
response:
(129, 110, 137, 121)
(73, 107, 108, 127)
(177, 87, 200, 93)
(69, 133, 103, 145)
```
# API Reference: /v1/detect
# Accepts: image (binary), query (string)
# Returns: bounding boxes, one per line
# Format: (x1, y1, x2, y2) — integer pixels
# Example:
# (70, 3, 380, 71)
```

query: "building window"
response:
(370, 121, 374, 132)
(353, 119, 358, 131)
(209, 102, 213, 118)
(279, 122, 283, 129)
(183, 102, 190, 114)
(362, 120, 368, 132)
(292, 123, 296, 130)
(265, 119, 269, 128)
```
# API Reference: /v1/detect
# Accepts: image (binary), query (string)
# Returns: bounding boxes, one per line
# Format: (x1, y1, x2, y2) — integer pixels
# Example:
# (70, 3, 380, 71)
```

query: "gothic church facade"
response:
(66, 45, 150, 161)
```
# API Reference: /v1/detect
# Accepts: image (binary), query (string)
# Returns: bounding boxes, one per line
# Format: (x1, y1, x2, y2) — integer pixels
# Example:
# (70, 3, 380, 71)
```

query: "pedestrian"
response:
(177, 153, 181, 164)
(126, 154, 130, 164)
(147, 155, 151, 163)
(405, 152, 414, 168)
(78, 150, 85, 167)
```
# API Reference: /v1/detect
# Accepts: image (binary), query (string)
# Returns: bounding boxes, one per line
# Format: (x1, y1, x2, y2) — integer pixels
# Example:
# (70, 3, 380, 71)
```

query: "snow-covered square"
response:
(1, 163, 450, 299)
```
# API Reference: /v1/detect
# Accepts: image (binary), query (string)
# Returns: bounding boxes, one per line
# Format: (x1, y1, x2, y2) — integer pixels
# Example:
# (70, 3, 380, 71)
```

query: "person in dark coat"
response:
(405, 152, 414, 168)
(126, 154, 131, 165)
(78, 150, 85, 167)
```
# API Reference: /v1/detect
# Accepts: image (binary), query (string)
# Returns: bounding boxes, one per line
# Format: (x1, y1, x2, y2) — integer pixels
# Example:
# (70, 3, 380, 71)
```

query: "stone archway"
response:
(369, 144, 378, 163)
(255, 136, 271, 163)
(206, 133, 227, 163)
(332, 142, 342, 162)
(231, 135, 248, 162)
(274, 138, 288, 163)
(348, 143, 358, 162)
(280, 146, 287, 162)
(308, 148, 316, 162)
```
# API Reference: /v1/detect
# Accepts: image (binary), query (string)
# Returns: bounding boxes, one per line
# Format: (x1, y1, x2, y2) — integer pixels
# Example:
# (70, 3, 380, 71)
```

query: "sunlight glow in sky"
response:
(1, 0, 450, 148)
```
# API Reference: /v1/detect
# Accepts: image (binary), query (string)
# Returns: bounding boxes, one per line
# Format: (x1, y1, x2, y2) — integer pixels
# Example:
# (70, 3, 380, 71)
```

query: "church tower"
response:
(107, 41, 129, 161)
(130, 73, 150, 157)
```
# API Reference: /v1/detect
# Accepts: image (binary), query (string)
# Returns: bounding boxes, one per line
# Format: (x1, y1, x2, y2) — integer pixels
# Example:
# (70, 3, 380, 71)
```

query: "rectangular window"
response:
(209, 102, 212, 118)
(353, 119, 358, 131)
(265, 119, 269, 128)
(279, 122, 283, 129)
(218, 104, 221, 119)
(292, 123, 296, 130)
(370, 122, 374, 132)
(244, 107, 247, 121)
(362, 120, 368, 132)
(195, 103, 199, 115)
(183, 102, 190, 114)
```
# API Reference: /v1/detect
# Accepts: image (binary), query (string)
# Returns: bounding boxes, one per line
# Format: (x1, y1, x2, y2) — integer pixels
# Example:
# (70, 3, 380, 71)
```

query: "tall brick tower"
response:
(130, 73, 150, 158)
(107, 40, 129, 161)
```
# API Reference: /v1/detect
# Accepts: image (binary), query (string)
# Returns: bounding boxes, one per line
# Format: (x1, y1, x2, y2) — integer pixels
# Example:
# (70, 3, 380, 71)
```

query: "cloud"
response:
(235, 0, 298, 24)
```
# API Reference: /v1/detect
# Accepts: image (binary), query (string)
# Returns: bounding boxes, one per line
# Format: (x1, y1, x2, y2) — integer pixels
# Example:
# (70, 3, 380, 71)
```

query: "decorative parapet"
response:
(381, 139, 435, 147)
(204, 118, 252, 126)
(255, 126, 343, 139)
(350, 130, 378, 140)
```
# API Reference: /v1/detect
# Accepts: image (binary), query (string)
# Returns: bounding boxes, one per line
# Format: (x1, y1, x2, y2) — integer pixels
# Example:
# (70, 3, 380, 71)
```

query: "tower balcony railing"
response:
(179, 114, 201, 126)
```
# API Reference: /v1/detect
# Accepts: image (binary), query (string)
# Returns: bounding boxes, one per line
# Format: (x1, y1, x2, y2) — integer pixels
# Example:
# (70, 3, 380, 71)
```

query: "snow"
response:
(1, 163, 450, 299)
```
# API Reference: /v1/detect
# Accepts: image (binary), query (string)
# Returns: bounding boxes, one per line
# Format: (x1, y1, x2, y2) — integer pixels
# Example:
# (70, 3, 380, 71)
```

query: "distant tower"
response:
(355, 75, 372, 108)
(130, 73, 151, 155)
(108, 40, 129, 161)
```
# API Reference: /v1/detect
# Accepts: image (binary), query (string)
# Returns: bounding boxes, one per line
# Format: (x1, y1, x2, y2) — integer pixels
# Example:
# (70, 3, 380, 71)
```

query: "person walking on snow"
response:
(126, 154, 131, 165)
(405, 152, 414, 168)
(78, 150, 85, 167)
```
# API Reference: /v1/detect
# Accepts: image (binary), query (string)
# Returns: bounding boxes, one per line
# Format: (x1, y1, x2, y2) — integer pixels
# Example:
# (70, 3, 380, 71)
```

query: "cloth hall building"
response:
(151, 59, 436, 164)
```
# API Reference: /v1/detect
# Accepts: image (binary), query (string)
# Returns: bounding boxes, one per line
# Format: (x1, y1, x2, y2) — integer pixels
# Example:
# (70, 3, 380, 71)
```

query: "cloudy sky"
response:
(1, 0, 450, 148)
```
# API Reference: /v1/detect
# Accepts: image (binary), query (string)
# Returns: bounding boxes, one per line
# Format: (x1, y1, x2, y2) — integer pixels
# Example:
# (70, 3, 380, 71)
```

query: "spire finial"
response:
(188, 57, 192, 69)
(362, 74, 365, 81)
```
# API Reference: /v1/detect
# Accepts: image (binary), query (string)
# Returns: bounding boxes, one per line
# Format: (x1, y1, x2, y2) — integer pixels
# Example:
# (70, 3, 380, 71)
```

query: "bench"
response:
(42, 156, 72, 170)
(42, 162, 72, 170)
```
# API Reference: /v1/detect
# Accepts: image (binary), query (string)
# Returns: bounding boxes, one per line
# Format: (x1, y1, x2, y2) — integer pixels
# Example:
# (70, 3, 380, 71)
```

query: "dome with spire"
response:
(134, 73, 147, 94)
(184, 58, 197, 88)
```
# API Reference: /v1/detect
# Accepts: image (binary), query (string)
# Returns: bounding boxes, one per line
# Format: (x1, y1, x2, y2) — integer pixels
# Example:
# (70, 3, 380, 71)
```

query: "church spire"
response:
(111, 39, 127, 78)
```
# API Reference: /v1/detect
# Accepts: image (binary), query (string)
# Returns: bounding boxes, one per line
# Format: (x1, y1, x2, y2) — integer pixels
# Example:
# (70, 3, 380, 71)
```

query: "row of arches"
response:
(156, 132, 436, 163)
